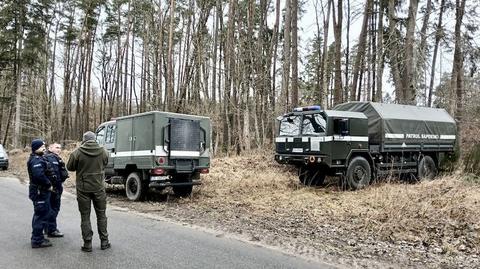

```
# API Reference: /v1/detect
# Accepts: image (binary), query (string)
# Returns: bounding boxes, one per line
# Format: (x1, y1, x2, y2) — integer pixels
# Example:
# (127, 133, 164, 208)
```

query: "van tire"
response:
(346, 157, 371, 190)
(418, 155, 438, 180)
(125, 172, 146, 201)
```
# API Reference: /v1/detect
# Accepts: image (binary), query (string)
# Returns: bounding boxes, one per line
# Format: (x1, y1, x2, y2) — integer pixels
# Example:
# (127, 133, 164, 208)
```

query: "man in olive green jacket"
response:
(67, 131, 110, 252)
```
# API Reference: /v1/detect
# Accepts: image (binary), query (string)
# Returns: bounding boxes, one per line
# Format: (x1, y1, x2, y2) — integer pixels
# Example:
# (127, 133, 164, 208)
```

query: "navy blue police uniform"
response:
(44, 151, 69, 235)
(27, 152, 54, 247)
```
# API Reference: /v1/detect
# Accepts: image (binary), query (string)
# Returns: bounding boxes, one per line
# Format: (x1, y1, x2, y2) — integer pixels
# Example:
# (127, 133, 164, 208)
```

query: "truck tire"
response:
(125, 172, 147, 201)
(298, 166, 326, 186)
(418, 155, 438, 180)
(346, 156, 371, 190)
(172, 174, 193, 197)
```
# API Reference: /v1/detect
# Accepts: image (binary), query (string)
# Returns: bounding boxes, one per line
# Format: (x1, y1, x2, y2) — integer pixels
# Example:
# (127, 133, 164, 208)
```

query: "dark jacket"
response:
(45, 151, 69, 190)
(67, 140, 108, 192)
(27, 154, 53, 189)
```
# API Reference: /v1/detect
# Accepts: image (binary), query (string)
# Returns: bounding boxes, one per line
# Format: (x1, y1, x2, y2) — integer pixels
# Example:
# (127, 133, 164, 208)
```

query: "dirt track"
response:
(2, 150, 479, 268)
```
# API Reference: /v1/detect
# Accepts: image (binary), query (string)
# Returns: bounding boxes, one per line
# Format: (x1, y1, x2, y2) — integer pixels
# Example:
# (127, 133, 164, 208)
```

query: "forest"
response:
(0, 0, 479, 155)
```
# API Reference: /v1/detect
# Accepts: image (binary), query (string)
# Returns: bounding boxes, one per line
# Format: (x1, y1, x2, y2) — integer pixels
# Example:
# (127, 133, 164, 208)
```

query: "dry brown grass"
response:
(195, 151, 480, 255)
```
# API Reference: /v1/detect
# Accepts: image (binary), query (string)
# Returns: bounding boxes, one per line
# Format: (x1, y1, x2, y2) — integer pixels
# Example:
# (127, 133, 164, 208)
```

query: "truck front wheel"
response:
(125, 172, 147, 201)
(346, 157, 371, 190)
(418, 155, 438, 180)
(298, 166, 326, 186)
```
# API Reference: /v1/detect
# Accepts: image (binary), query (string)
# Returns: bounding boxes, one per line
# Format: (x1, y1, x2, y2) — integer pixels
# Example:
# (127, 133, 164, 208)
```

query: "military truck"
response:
(274, 102, 456, 189)
(95, 111, 211, 200)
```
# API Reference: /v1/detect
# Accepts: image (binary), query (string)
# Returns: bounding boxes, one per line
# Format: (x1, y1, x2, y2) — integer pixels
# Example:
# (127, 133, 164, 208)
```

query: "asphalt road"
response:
(0, 177, 333, 269)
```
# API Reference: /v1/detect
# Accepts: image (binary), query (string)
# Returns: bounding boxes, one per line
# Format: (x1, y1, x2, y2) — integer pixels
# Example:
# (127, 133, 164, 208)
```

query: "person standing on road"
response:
(67, 131, 110, 252)
(44, 142, 69, 237)
(27, 139, 54, 248)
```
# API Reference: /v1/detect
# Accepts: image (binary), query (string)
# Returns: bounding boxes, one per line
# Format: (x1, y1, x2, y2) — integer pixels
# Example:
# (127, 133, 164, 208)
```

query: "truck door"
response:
(115, 118, 134, 164)
(132, 114, 154, 166)
(331, 118, 351, 162)
(169, 118, 201, 172)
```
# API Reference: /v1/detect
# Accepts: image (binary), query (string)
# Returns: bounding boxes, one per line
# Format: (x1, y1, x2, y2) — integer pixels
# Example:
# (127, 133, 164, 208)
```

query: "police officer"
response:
(44, 143, 69, 237)
(27, 139, 54, 248)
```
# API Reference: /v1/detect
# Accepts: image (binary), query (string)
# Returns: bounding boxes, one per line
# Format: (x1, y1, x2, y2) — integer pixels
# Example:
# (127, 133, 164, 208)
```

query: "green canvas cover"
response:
(334, 102, 456, 145)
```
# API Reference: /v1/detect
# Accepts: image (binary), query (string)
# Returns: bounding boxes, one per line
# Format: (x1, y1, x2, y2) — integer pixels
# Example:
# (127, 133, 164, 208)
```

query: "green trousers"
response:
(76, 189, 109, 242)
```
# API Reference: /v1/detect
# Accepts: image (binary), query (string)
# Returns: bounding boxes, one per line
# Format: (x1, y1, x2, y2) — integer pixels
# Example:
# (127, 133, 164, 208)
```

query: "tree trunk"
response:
(13, 8, 24, 148)
(428, 0, 446, 107)
(291, 0, 299, 108)
(350, 0, 371, 101)
(401, 0, 418, 105)
(166, 0, 176, 111)
(281, 0, 292, 110)
(375, 0, 384, 102)
(419, 0, 433, 104)
(449, 0, 466, 118)
(387, 0, 402, 101)
(332, 0, 343, 105)
(320, 0, 331, 108)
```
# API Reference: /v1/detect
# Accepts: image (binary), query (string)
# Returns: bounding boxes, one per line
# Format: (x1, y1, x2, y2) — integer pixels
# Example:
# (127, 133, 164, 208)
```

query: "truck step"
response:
(377, 168, 417, 176)
(376, 162, 417, 168)
(149, 181, 202, 188)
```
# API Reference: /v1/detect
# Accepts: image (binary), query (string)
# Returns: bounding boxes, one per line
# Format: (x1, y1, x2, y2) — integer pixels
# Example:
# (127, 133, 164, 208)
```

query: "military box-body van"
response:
(275, 102, 456, 189)
(96, 111, 211, 200)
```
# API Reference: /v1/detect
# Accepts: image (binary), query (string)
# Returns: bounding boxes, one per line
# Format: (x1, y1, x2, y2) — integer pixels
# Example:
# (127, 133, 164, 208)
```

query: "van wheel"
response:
(346, 157, 371, 190)
(418, 155, 438, 180)
(125, 172, 146, 201)
(172, 174, 193, 197)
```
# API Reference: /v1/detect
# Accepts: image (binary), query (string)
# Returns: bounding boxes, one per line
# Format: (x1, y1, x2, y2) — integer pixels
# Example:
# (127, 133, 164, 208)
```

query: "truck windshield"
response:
(302, 114, 327, 135)
(279, 115, 301, 136)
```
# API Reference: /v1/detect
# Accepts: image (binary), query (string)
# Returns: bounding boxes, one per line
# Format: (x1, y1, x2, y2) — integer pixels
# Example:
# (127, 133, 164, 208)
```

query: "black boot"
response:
(32, 240, 53, 248)
(81, 240, 92, 252)
(100, 240, 111, 250)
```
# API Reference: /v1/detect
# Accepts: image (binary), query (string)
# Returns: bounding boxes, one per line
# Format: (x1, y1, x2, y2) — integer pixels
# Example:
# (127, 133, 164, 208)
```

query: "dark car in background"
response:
(0, 144, 8, 170)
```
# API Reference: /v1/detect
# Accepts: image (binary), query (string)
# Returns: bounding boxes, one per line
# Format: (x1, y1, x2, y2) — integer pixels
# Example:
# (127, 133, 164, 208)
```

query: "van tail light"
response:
(150, 168, 166, 176)
(200, 168, 209, 174)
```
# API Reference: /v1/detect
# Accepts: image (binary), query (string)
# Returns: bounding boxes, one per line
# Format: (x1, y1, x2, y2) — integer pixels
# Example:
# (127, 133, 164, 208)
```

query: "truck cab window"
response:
(333, 118, 350, 136)
(105, 125, 116, 144)
(96, 127, 106, 145)
(302, 114, 327, 135)
(279, 115, 301, 136)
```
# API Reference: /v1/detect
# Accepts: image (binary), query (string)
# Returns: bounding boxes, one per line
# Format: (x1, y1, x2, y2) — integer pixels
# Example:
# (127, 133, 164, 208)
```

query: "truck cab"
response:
(96, 111, 211, 201)
(275, 106, 370, 188)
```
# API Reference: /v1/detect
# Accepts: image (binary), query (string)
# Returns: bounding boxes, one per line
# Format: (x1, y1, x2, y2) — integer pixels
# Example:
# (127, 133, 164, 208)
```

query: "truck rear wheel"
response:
(346, 157, 371, 190)
(298, 166, 326, 186)
(125, 172, 147, 201)
(418, 155, 438, 180)
(172, 174, 193, 197)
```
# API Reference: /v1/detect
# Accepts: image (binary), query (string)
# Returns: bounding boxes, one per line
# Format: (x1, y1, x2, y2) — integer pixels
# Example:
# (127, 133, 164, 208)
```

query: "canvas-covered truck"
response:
(95, 111, 211, 201)
(274, 102, 456, 189)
